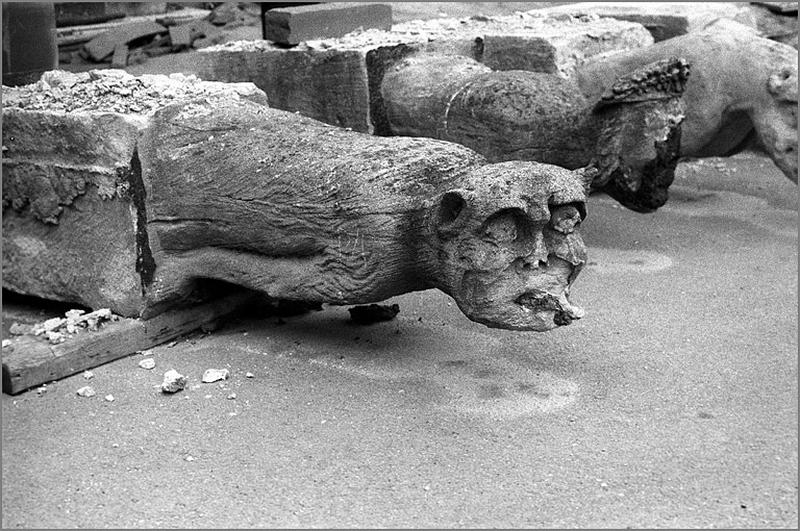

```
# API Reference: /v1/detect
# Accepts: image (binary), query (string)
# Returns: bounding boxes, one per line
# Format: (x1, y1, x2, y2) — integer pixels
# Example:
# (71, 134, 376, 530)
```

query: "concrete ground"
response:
(2, 151, 797, 528)
(3, 3, 798, 528)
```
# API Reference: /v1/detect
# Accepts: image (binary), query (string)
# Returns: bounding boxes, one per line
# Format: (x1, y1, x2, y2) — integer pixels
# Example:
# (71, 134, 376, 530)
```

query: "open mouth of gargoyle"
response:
(515, 289, 585, 326)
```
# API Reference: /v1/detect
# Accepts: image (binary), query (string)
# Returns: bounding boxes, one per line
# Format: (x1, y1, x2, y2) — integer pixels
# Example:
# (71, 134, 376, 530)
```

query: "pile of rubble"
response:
(2, 69, 265, 115)
(58, 2, 259, 68)
(8, 308, 119, 345)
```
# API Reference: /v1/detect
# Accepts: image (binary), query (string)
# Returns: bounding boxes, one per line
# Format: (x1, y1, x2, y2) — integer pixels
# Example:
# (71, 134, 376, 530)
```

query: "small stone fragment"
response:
(76, 386, 96, 397)
(37, 317, 66, 334)
(8, 323, 32, 335)
(138, 358, 156, 370)
(185, 455, 195, 462)
(202, 368, 230, 383)
(245, 372, 255, 378)
(1, 339, 12, 349)
(46, 331, 66, 344)
(138, 348, 153, 356)
(227, 392, 237, 400)
(65, 309, 86, 321)
(105, 394, 115, 402)
(161, 369, 188, 393)
(83, 370, 94, 379)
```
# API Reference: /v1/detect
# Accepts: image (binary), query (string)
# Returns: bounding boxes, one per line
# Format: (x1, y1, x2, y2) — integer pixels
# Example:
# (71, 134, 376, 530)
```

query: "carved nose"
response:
(550, 205, 582, 234)
(515, 232, 549, 272)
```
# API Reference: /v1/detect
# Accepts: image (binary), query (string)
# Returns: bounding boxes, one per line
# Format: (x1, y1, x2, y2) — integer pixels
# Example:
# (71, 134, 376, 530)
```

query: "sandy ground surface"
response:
(2, 151, 797, 528)
(3, 3, 798, 528)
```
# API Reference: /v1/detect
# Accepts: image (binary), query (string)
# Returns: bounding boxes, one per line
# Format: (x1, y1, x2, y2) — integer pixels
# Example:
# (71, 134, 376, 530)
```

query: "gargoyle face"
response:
(760, 64, 798, 182)
(427, 161, 589, 331)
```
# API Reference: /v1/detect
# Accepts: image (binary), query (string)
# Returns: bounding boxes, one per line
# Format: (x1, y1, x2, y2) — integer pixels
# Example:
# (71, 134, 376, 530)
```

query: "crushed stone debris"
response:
(83, 370, 94, 379)
(138, 358, 156, 370)
(202, 368, 230, 383)
(1, 339, 12, 349)
(185, 455, 195, 462)
(245, 372, 255, 378)
(76, 386, 96, 397)
(161, 369, 188, 393)
(3, 69, 262, 115)
(104, 394, 115, 402)
(226, 393, 237, 400)
(29, 308, 118, 341)
(204, 11, 613, 53)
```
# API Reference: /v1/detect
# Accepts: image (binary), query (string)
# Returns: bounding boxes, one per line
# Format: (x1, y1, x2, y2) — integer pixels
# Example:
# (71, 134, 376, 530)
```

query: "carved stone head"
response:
(422, 161, 589, 331)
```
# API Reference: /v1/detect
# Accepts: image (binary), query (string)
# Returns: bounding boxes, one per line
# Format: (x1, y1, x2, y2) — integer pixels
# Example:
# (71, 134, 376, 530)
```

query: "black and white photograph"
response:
(1, 1, 797, 527)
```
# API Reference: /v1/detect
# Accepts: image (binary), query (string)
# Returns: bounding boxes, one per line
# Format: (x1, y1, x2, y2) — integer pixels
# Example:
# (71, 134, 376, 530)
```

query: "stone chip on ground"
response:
(138, 358, 156, 370)
(161, 369, 188, 393)
(202, 368, 230, 383)
(76, 386, 96, 397)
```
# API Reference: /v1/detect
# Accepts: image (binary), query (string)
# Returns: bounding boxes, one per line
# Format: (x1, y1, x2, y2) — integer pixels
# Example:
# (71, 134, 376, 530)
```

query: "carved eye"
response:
(549, 202, 585, 234)
(481, 209, 522, 242)
(439, 191, 465, 225)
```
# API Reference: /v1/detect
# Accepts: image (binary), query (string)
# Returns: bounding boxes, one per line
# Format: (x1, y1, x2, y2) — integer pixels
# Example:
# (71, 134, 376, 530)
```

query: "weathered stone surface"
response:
(382, 53, 689, 212)
(196, 13, 653, 132)
(576, 19, 798, 182)
(531, 2, 760, 41)
(3, 70, 591, 332)
(264, 3, 393, 45)
(2, 70, 269, 316)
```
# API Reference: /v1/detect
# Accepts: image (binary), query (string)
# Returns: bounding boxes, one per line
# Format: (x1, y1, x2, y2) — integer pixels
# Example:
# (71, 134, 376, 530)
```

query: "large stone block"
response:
(195, 13, 653, 132)
(2, 70, 268, 317)
(264, 3, 393, 45)
(530, 2, 760, 41)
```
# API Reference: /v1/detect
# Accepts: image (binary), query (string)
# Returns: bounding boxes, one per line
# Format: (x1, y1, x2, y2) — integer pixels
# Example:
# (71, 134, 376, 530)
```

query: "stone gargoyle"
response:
(578, 19, 798, 183)
(381, 52, 690, 213)
(144, 99, 590, 331)
(2, 70, 590, 332)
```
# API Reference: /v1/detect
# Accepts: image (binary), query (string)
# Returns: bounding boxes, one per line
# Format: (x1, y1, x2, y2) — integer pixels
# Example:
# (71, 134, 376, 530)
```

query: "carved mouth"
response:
(515, 290, 585, 326)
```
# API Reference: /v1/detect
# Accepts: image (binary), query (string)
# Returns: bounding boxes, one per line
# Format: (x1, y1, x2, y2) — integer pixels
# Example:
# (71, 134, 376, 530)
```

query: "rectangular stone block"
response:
(264, 2, 393, 45)
(2, 70, 268, 317)
(530, 2, 760, 41)
(197, 12, 653, 132)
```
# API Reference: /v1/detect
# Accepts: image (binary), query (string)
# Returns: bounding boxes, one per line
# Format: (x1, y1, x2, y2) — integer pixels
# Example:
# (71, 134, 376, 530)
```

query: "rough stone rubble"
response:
(2, 69, 265, 115)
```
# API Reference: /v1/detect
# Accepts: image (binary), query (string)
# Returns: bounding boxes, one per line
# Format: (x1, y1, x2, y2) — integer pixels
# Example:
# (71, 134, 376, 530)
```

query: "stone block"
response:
(196, 13, 653, 132)
(264, 2, 393, 45)
(2, 69, 268, 317)
(530, 2, 760, 41)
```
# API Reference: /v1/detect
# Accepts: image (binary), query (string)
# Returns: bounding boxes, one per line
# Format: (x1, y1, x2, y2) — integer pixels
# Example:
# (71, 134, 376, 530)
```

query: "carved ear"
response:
(573, 166, 599, 195)
(767, 67, 798, 102)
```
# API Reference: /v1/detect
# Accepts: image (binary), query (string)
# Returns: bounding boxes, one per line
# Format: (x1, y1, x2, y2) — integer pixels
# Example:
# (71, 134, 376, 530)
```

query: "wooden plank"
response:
(1, 292, 255, 395)
(264, 3, 392, 45)
(111, 44, 128, 67)
(83, 20, 168, 61)
(56, 7, 211, 47)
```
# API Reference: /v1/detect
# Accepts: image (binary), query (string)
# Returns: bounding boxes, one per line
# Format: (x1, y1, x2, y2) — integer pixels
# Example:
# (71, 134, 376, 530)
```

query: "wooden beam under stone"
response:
(2, 292, 255, 395)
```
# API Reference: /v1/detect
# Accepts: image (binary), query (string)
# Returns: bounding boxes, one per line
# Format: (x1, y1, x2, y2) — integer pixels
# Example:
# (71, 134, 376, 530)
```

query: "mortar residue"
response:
(2, 69, 266, 115)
